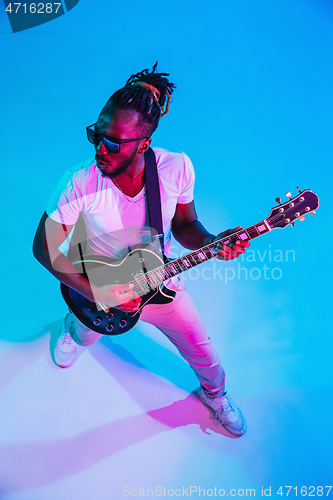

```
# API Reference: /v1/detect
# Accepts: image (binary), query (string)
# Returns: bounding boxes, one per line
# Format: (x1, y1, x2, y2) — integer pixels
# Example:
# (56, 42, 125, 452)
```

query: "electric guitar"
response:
(61, 189, 319, 335)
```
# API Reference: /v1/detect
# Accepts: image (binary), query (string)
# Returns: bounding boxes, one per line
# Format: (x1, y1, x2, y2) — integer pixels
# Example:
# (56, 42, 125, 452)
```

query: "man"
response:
(33, 63, 250, 436)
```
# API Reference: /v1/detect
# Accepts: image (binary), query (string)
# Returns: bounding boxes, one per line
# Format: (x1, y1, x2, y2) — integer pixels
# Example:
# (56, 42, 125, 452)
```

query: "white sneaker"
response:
(196, 387, 247, 436)
(53, 313, 77, 368)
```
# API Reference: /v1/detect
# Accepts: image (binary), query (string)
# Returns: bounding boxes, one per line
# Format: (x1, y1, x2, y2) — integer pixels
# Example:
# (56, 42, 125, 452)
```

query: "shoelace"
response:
(59, 332, 75, 345)
(215, 395, 235, 424)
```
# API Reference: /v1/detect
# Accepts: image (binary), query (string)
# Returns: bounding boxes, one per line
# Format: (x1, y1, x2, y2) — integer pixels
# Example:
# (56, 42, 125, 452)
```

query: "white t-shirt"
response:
(46, 147, 195, 261)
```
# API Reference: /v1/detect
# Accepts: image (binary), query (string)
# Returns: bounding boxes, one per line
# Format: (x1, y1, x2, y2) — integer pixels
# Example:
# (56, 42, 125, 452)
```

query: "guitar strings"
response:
(117, 214, 296, 297)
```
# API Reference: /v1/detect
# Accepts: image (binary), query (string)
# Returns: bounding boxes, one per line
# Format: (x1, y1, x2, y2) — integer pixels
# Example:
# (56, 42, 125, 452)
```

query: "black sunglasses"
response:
(86, 123, 148, 154)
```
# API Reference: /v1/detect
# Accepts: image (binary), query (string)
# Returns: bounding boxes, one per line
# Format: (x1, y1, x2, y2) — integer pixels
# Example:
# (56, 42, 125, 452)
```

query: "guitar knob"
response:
(119, 318, 128, 328)
(310, 211, 316, 215)
(106, 312, 114, 320)
(285, 192, 292, 200)
(106, 322, 114, 332)
(275, 197, 282, 205)
(299, 215, 306, 221)
(93, 316, 102, 326)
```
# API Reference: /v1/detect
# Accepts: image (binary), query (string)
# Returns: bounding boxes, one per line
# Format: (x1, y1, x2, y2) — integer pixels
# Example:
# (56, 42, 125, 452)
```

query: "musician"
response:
(33, 63, 250, 436)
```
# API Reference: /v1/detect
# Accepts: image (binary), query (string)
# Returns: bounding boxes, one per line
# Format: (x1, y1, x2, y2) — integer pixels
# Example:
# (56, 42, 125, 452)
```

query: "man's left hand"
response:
(213, 226, 250, 261)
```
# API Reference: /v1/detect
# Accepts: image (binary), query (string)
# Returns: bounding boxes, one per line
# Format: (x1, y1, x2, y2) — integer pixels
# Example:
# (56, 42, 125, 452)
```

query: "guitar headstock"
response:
(266, 189, 319, 229)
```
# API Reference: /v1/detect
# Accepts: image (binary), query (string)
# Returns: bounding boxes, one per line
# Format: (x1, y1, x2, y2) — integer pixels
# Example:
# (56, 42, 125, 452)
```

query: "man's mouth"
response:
(96, 159, 108, 168)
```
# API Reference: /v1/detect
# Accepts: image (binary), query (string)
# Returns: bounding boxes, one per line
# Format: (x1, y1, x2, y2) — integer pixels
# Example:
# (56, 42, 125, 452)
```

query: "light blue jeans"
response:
(70, 280, 225, 396)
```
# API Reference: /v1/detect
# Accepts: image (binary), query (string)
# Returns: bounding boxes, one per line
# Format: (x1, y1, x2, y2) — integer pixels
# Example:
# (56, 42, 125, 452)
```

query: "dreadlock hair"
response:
(106, 62, 176, 137)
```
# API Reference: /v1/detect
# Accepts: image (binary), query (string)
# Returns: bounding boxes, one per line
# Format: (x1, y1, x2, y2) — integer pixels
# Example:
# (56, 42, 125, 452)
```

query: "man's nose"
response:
(96, 139, 108, 156)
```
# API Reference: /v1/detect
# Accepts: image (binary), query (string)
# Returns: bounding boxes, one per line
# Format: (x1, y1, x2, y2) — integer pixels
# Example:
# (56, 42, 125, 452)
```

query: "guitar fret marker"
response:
(238, 233, 248, 240)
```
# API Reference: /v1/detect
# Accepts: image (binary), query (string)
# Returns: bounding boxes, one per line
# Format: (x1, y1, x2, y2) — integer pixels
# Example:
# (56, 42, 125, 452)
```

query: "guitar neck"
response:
(145, 219, 271, 286)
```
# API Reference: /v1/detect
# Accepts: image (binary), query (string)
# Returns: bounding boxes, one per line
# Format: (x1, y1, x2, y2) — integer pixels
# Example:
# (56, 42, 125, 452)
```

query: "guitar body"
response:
(60, 247, 176, 335)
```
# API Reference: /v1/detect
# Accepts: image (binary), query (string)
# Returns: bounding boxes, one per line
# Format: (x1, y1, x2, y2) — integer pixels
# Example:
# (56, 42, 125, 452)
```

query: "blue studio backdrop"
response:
(0, 0, 332, 497)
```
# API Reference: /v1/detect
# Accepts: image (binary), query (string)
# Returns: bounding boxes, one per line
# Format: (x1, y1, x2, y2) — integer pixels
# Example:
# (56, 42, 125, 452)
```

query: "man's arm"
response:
(171, 201, 250, 260)
(33, 211, 98, 301)
(33, 212, 141, 310)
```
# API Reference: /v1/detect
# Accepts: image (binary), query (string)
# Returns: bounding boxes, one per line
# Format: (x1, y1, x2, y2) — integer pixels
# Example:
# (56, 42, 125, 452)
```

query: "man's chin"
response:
(98, 166, 121, 182)
(98, 167, 112, 179)
(97, 161, 112, 176)
(96, 155, 134, 179)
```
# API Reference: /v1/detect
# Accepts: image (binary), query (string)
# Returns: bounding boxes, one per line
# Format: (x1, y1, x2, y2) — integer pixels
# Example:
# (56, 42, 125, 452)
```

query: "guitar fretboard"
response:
(135, 220, 271, 291)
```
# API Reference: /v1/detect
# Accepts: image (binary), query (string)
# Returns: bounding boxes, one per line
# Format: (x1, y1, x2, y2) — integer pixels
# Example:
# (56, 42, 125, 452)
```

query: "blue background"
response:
(0, 0, 332, 498)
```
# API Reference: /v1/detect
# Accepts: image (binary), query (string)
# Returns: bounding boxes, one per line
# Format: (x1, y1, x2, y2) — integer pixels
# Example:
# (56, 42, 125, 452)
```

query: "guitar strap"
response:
(144, 147, 165, 255)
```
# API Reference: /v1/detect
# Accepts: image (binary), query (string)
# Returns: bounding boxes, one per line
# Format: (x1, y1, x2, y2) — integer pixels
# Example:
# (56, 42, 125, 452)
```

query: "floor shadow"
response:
(0, 319, 240, 496)
(0, 320, 60, 396)
(89, 333, 195, 400)
(0, 391, 230, 495)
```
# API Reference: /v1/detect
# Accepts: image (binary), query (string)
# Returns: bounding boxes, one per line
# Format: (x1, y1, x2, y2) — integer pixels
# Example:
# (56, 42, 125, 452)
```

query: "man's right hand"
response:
(94, 284, 142, 313)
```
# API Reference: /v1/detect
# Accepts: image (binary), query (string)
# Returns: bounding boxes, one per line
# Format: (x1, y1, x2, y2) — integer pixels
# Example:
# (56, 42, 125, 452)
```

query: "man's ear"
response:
(138, 138, 152, 153)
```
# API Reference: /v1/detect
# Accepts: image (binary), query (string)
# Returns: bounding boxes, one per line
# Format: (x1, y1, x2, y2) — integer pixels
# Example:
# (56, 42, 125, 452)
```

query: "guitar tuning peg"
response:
(299, 215, 306, 221)
(275, 197, 281, 205)
(297, 186, 302, 193)
(285, 192, 292, 200)
(290, 222, 295, 227)
(310, 211, 316, 215)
